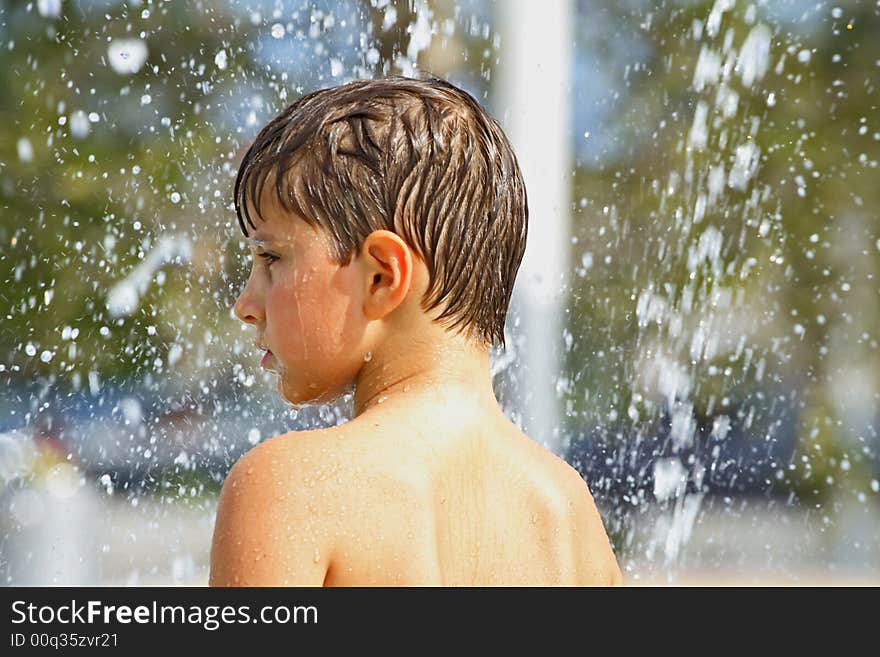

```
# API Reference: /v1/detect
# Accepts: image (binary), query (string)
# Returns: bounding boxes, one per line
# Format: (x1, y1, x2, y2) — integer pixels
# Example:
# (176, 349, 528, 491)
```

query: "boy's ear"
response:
(361, 230, 413, 321)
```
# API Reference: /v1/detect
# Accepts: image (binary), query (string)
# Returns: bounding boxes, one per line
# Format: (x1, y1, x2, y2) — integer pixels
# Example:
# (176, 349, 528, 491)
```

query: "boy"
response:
(209, 75, 623, 586)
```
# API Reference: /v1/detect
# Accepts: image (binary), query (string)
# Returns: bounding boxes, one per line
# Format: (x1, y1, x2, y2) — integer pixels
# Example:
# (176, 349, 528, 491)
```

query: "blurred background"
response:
(1, 0, 878, 586)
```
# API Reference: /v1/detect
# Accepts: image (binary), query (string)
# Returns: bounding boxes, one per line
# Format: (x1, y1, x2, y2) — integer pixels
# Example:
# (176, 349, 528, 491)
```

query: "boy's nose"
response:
(233, 286, 263, 326)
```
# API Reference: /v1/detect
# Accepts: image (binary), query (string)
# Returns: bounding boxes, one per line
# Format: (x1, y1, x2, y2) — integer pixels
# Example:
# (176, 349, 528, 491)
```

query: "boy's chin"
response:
(278, 377, 350, 408)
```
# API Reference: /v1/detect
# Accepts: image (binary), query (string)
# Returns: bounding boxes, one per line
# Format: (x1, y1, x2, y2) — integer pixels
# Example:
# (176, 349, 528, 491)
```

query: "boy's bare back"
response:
(210, 391, 623, 586)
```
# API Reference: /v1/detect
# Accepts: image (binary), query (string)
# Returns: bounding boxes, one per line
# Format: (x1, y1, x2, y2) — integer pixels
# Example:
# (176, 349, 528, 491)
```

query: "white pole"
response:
(494, 0, 573, 456)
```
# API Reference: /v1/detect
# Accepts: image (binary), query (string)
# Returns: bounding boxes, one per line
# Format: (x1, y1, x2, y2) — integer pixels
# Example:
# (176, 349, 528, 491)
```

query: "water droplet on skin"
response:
(530, 513, 539, 524)
(363, 351, 372, 362)
(313, 548, 321, 564)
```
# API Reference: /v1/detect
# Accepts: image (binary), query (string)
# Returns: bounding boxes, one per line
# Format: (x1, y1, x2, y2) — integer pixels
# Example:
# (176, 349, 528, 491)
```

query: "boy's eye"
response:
(257, 252, 279, 267)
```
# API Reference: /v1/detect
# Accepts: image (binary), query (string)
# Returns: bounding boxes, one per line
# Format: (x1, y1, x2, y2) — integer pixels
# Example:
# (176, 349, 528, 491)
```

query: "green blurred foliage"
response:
(565, 0, 879, 500)
(0, 0, 245, 388)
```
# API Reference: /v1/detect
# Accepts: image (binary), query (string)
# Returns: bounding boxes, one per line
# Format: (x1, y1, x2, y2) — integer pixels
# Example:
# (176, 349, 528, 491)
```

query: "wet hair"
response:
(233, 74, 528, 350)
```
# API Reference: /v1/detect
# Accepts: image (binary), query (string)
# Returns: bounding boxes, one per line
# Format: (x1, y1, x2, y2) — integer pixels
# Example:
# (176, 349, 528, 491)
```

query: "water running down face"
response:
(233, 186, 369, 408)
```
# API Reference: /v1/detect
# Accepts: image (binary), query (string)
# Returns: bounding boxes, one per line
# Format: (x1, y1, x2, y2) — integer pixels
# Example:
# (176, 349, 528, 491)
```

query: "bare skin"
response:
(209, 172, 623, 586)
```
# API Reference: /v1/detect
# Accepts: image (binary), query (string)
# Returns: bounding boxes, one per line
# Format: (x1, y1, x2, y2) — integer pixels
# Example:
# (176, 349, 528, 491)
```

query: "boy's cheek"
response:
(274, 300, 358, 367)
(309, 286, 365, 356)
(269, 275, 365, 374)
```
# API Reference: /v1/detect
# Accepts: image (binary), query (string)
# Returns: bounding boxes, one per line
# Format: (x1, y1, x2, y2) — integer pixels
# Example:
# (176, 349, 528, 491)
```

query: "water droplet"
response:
(363, 351, 372, 362)
(37, 0, 62, 19)
(107, 38, 148, 75)
(214, 49, 228, 70)
(737, 23, 772, 88)
(17, 137, 33, 163)
(69, 110, 90, 138)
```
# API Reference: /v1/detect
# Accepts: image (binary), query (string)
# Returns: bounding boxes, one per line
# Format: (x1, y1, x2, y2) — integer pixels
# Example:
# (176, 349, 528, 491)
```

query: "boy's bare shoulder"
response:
(210, 427, 348, 586)
(510, 427, 602, 508)
(236, 425, 345, 469)
(220, 426, 356, 521)
(511, 430, 624, 586)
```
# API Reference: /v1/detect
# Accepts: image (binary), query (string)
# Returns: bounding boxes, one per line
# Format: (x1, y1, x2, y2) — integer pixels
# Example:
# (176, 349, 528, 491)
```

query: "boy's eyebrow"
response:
(246, 233, 277, 247)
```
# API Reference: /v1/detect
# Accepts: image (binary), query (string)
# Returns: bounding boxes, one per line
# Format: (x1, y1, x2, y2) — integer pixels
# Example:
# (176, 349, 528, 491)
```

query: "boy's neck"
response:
(351, 337, 502, 421)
